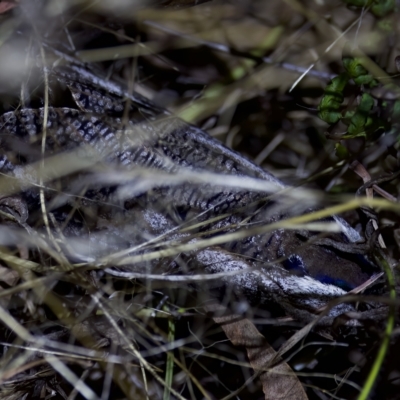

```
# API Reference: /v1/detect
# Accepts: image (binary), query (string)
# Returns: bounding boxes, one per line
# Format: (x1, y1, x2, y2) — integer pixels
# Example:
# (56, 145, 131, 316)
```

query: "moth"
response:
(0, 62, 380, 323)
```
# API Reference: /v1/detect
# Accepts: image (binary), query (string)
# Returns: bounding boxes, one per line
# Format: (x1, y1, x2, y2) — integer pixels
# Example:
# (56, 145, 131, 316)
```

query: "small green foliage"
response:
(335, 142, 350, 159)
(371, 0, 395, 17)
(343, 0, 395, 17)
(342, 55, 378, 87)
(318, 44, 400, 149)
(318, 73, 349, 124)
(345, 93, 375, 137)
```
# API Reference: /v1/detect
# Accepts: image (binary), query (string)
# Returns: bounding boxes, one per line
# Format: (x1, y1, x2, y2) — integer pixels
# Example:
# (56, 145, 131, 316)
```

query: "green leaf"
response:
(346, 93, 374, 137)
(318, 73, 349, 124)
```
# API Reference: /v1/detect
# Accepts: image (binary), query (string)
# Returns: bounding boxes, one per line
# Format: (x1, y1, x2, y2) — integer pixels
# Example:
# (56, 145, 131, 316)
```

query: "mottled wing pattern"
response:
(0, 106, 274, 215)
(59, 67, 283, 183)
(56, 68, 285, 216)
(56, 65, 167, 117)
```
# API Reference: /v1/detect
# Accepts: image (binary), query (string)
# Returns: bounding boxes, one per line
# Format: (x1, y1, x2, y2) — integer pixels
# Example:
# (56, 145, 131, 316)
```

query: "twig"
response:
(350, 160, 388, 250)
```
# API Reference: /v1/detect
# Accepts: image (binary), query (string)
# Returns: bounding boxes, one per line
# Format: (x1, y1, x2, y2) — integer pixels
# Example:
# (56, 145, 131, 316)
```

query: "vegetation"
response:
(0, 1, 399, 399)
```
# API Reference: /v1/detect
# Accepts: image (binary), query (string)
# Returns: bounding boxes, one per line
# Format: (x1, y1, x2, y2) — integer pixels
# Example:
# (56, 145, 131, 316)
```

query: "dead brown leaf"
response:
(210, 309, 308, 400)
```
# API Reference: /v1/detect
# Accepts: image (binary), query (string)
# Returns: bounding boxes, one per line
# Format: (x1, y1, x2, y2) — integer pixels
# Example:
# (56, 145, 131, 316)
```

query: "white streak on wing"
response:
(196, 248, 352, 316)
